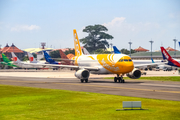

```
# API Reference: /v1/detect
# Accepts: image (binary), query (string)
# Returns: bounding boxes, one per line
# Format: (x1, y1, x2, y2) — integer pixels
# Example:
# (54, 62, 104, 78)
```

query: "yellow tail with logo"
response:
(73, 29, 83, 56)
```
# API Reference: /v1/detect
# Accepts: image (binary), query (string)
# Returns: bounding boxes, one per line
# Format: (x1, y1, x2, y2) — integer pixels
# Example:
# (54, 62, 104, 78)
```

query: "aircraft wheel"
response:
(85, 79, 88, 83)
(114, 77, 117, 82)
(122, 80, 125, 83)
(81, 79, 84, 83)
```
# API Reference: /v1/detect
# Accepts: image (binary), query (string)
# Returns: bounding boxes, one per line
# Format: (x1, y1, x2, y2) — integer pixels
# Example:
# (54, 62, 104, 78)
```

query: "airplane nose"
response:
(126, 62, 134, 71)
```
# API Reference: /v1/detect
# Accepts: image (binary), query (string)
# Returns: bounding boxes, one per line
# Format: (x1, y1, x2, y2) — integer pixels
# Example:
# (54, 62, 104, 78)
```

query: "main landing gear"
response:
(114, 74, 125, 83)
(80, 79, 88, 83)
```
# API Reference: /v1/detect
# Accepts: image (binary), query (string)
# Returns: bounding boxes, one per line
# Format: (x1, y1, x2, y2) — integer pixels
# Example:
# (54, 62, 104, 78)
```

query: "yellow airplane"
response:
(27, 29, 148, 83)
(72, 29, 139, 83)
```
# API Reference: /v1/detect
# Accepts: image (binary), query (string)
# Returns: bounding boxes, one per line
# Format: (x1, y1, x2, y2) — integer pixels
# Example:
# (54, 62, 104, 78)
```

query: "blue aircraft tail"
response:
(179, 42, 180, 47)
(43, 51, 56, 64)
(151, 58, 155, 63)
(113, 46, 121, 54)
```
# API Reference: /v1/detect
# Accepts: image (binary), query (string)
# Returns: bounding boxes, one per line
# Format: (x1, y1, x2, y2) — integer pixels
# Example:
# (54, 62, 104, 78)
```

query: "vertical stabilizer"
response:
(113, 46, 121, 54)
(11, 52, 21, 63)
(2, 53, 11, 63)
(160, 47, 172, 60)
(83, 48, 90, 55)
(73, 29, 83, 56)
(27, 52, 37, 63)
(43, 51, 55, 63)
(59, 49, 71, 65)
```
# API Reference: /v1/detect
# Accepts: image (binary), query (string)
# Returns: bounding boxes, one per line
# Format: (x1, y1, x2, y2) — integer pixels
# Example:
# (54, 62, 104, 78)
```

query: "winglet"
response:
(73, 29, 83, 56)
(113, 46, 121, 54)
(160, 47, 172, 60)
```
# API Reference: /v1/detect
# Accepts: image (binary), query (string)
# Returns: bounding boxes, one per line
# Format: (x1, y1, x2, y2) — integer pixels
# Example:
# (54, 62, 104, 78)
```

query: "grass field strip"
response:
(0, 79, 180, 94)
(140, 83, 180, 88)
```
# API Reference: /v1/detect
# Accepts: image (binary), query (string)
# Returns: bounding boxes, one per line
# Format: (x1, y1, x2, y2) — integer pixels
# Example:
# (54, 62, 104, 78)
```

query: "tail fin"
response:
(73, 29, 83, 56)
(151, 58, 155, 63)
(2, 53, 11, 63)
(83, 48, 90, 55)
(59, 49, 71, 65)
(27, 52, 37, 63)
(160, 47, 172, 60)
(43, 51, 55, 63)
(11, 52, 21, 63)
(113, 46, 121, 54)
(179, 42, 180, 47)
(59, 49, 69, 59)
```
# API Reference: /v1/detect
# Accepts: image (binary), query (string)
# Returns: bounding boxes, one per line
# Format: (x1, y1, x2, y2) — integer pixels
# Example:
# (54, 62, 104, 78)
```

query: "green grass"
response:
(0, 85, 180, 120)
(105, 76, 180, 81)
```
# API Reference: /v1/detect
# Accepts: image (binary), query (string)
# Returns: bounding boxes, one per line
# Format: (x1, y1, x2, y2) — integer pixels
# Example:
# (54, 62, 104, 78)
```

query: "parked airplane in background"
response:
(27, 52, 46, 64)
(83, 48, 90, 55)
(43, 51, 61, 65)
(1, 53, 18, 68)
(27, 29, 163, 83)
(59, 49, 73, 65)
(11, 52, 51, 69)
(161, 46, 180, 67)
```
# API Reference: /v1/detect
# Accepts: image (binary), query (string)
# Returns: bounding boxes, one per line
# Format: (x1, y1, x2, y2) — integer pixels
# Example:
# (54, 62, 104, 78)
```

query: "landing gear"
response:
(114, 74, 125, 83)
(80, 79, 88, 83)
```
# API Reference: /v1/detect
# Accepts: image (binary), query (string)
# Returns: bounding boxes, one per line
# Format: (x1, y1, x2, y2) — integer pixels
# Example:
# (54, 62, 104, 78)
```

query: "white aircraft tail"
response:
(27, 52, 37, 63)
(83, 47, 90, 55)
(73, 29, 83, 56)
(11, 52, 21, 63)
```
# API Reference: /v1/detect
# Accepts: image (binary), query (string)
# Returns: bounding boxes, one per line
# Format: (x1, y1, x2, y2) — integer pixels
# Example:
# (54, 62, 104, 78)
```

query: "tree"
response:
(80, 25, 113, 53)
(120, 48, 136, 54)
(50, 50, 60, 58)
(94, 49, 111, 54)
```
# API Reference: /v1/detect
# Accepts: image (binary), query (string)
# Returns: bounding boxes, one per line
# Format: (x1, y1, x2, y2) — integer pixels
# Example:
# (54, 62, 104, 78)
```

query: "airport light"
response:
(128, 41, 132, 57)
(149, 40, 154, 58)
(173, 38, 177, 58)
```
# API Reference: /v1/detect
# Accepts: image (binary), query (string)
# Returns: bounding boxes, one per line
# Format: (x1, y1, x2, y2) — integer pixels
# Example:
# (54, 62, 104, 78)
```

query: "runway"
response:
(0, 70, 180, 101)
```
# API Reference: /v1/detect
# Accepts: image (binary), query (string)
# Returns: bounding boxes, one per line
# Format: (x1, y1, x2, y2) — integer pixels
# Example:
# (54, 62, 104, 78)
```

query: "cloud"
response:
(11, 25, 40, 31)
(102, 17, 161, 49)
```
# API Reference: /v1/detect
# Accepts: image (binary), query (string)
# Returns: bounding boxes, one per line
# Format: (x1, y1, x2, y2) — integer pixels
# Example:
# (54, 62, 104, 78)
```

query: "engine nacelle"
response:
(75, 69, 90, 79)
(126, 69, 141, 79)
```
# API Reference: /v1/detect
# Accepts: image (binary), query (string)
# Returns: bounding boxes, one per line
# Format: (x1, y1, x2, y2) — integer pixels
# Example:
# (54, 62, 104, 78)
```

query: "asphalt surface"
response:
(0, 71, 180, 101)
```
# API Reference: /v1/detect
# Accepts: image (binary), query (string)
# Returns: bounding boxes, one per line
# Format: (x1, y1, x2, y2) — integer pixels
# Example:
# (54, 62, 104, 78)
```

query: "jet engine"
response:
(75, 69, 90, 79)
(126, 69, 141, 79)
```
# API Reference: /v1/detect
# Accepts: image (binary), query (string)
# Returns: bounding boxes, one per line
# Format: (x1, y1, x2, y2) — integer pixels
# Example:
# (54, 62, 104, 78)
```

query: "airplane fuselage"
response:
(73, 54, 134, 75)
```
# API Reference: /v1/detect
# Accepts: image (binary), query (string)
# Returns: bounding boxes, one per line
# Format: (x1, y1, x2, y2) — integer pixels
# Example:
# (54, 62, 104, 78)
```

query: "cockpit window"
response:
(118, 59, 132, 62)
(124, 59, 128, 62)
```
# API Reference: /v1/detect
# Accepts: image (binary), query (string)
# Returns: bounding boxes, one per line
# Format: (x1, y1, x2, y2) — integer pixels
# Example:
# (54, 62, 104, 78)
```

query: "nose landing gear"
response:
(114, 74, 125, 83)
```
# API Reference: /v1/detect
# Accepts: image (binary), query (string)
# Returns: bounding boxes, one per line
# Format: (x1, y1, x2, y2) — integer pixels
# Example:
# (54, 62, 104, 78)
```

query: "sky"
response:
(0, 0, 180, 51)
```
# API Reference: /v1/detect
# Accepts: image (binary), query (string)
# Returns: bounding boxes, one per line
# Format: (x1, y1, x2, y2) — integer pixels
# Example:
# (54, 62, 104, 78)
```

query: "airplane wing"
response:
(134, 62, 166, 68)
(22, 62, 99, 71)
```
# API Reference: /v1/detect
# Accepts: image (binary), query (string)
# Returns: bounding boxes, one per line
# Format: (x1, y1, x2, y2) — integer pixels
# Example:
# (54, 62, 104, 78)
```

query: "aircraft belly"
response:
(91, 67, 113, 74)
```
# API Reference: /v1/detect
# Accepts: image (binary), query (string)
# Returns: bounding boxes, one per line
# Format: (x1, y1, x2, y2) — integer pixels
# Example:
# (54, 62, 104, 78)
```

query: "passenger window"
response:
(129, 59, 132, 62)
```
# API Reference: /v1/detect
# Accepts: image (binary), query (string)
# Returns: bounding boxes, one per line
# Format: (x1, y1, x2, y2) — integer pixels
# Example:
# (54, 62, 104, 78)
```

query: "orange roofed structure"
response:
(0, 43, 24, 60)
(134, 46, 149, 52)
(166, 47, 178, 51)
